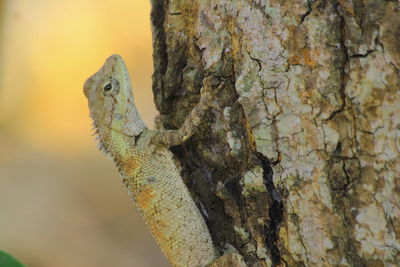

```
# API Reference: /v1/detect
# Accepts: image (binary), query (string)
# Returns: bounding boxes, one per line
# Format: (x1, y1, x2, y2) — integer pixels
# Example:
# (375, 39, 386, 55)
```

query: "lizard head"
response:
(83, 54, 145, 152)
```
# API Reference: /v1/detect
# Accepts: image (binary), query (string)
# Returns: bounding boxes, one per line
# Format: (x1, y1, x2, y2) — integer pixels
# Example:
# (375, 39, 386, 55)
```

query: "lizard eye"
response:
(103, 77, 120, 95)
(104, 83, 113, 92)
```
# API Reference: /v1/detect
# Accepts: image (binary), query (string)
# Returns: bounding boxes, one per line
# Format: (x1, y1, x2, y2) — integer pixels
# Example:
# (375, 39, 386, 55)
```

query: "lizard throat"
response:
(90, 114, 139, 160)
(90, 118, 111, 156)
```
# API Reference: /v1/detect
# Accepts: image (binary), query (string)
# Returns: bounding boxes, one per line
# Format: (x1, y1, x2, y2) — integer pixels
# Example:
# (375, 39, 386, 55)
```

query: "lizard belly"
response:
(127, 149, 216, 267)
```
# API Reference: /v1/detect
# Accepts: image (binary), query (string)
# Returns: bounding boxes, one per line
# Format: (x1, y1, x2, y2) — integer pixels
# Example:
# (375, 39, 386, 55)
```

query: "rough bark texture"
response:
(150, 1, 400, 266)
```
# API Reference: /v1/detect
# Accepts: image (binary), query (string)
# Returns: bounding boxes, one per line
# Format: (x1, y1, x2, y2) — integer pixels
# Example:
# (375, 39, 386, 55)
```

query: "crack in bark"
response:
(287, 200, 310, 265)
(247, 51, 263, 72)
(324, 3, 349, 122)
(257, 152, 283, 266)
(258, 71, 283, 164)
(300, 0, 313, 24)
(350, 49, 376, 58)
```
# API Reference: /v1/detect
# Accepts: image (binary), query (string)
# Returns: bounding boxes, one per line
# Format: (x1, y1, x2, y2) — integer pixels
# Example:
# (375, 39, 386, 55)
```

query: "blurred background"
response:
(0, 0, 168, 266)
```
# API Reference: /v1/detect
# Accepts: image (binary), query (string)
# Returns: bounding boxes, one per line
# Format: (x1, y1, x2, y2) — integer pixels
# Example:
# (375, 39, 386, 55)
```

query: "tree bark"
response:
(150, 0, 400, 266)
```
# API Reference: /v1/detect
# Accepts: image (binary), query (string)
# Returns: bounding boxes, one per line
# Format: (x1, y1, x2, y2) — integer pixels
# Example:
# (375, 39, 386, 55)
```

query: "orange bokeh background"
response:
(0, 1, 167, 266)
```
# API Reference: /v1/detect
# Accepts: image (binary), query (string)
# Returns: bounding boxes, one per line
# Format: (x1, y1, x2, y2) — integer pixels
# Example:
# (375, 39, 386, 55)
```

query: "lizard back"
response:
(119, 130, 217, 266)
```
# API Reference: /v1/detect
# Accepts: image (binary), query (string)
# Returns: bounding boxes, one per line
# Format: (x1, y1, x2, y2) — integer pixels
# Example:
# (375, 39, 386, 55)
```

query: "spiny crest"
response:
(90, 115, 110, 156)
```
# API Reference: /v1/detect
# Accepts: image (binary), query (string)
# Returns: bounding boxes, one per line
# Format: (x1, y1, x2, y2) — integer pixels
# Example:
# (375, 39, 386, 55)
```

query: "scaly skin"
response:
(83, 54, 221, 266)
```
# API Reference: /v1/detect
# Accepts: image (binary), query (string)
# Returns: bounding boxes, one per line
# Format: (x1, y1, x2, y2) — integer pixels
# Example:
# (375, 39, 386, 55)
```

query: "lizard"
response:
(83, 54, 246, 267)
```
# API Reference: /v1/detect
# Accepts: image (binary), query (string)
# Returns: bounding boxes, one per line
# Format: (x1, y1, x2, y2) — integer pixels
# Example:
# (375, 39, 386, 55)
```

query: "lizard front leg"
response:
(151, 77, 224, 147)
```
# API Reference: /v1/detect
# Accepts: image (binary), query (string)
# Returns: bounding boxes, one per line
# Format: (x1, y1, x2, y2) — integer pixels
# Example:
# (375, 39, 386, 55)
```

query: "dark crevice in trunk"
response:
(300, 0, 313, 23)
(150, 0, 168, 113)
(257, 152, 283, 266)
(350, 49, 376, 58)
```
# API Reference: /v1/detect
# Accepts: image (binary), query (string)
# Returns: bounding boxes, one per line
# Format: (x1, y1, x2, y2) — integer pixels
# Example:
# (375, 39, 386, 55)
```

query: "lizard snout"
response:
(83, 77, 94, 98)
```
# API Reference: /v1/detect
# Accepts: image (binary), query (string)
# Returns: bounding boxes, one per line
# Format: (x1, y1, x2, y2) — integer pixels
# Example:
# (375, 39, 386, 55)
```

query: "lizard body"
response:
(83, 54, 226, 266)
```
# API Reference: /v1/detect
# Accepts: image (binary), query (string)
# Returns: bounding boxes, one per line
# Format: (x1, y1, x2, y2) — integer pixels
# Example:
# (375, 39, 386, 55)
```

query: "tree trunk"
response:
(150, 0, 400, 266)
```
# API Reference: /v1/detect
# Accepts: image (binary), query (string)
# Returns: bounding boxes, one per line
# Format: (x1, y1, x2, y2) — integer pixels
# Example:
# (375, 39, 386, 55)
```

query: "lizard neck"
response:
(92, 99, 146, 156)
(97, 126, 148, 177)
(97, 127, 134, 156)
(118, 102, 146, 136)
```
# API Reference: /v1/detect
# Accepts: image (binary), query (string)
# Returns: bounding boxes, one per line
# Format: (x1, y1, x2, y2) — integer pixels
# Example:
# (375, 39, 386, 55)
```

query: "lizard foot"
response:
(200, 76, 225, 108)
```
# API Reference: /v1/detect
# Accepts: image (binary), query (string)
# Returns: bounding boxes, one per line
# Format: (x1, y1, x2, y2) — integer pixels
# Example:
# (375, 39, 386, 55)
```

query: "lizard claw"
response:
(200, 76, 213, 97)
(200, 76, 225, 99)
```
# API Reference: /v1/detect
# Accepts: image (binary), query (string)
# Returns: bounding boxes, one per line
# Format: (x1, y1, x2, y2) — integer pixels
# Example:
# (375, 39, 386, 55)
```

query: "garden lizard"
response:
(83, 55, 245, 267)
